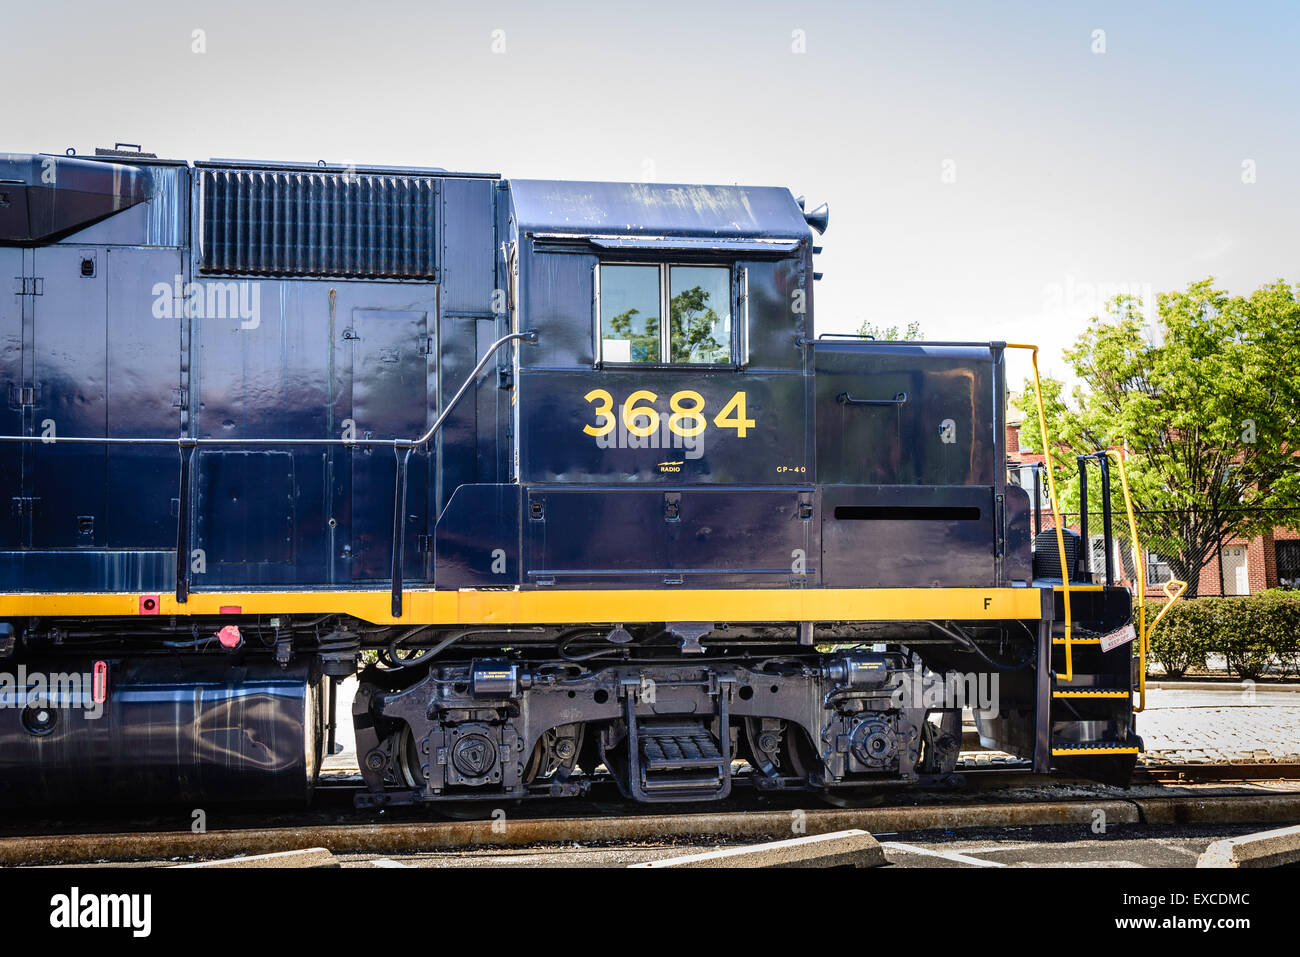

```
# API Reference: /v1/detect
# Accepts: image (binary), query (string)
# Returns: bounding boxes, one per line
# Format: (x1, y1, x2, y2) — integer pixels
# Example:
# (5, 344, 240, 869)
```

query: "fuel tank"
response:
(0, 658, 322, 806)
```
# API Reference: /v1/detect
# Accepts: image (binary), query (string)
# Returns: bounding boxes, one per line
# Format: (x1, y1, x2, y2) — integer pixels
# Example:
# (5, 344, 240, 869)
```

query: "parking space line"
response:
(880, 842, 1007, 867)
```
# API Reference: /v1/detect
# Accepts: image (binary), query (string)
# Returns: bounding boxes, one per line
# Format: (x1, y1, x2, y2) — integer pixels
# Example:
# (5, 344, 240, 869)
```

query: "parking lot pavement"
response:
(339, 842, 732, 868)
(875, 823, 1273, 868)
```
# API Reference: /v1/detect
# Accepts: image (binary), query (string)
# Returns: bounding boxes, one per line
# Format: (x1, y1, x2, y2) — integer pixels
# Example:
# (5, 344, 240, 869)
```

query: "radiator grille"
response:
(198, 168, 438, 279)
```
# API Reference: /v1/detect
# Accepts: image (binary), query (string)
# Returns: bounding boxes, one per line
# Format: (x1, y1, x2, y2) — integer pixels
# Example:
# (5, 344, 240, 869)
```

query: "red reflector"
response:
(92, 660, 108, 703)
(217, 625, 242, 649)
(219, 605, 242, 615)
(138, 594, 160, 615)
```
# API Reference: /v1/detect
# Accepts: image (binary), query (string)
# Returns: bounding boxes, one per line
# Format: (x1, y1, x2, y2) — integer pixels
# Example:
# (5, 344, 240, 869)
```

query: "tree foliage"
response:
(608, 285, 726, 362)
(856, 319, 923, 341)
(1020, 278, 1300, 596)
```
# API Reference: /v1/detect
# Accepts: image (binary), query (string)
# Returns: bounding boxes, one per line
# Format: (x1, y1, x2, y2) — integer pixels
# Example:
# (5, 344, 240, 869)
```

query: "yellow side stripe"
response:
(1052, 690, 1130, 698)
(1052, 746, 1140, 756)
(0, 586, 1047, 627)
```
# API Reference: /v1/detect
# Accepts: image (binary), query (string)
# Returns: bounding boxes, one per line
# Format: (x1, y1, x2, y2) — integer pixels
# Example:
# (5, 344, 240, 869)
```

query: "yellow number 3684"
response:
(582, 389, 756, 439)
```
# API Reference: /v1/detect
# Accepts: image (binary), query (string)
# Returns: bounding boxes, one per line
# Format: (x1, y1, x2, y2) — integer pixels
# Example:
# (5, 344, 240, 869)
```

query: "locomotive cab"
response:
(434, 179, 819, 591)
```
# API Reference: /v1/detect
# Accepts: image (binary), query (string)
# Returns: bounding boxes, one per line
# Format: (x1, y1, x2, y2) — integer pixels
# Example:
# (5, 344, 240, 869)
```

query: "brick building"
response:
(1005, 399, 1300, 596)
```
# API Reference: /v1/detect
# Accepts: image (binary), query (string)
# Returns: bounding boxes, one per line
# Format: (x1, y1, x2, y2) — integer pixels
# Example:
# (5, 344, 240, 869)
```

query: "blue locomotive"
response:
(0, 147, 1143, 807)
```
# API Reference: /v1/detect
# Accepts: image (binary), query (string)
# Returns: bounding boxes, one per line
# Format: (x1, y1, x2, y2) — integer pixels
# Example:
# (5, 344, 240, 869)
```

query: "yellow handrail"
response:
(1104, 449, 1187, 711)
(1006, 343, 1074, 681)
(1143, 582, 1194, 708)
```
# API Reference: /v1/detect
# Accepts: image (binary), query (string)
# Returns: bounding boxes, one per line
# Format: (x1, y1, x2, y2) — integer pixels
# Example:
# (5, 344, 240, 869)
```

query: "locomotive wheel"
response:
(918, 710, 963, 775)
(395, 726, 424, 790)
(523, 723, 584, 784)
(743, 717, 818, 782)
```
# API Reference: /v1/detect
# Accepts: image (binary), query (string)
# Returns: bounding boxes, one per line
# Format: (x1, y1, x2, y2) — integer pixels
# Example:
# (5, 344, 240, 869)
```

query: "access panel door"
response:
(0, 248, 22, 547)
(30, 246, 108, 548)
(105, 247, 185, 547)
(348, 308, 431, 581)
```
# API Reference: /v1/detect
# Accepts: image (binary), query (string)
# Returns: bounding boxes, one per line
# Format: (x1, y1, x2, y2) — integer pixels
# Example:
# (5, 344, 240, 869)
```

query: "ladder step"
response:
(1052, 689, 1130, 699)
(1051, 744, 1140, 756)
(642, 728, 723, 769)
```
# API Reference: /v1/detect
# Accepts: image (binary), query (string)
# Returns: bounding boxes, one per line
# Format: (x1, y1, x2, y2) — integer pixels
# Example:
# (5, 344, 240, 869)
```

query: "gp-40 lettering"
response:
(583, 389, 756, 438)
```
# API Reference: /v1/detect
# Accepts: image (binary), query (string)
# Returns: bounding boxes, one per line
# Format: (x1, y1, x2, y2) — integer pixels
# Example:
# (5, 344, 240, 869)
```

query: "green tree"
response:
(1021, 279, 1300, 596)
(607, 307, 659, 362)
(669, 285, 725, 362)
(856, 319, 923, 340)
(608, 286, 725, 363)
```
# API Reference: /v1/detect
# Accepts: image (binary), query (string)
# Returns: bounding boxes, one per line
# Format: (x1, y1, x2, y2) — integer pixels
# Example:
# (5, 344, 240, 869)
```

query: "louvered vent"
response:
(198, 168, 438, 279)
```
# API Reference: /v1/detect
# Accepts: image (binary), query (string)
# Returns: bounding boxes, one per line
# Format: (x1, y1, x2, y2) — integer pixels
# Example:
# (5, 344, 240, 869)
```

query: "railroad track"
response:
(1, 763, 1297, 866)
(956, 761, 1300, 787)
(1134, 762, 1300, 783)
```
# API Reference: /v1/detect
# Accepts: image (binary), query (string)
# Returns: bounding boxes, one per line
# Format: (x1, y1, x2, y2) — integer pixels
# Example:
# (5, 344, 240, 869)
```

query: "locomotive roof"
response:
(508, 179, 811, 243)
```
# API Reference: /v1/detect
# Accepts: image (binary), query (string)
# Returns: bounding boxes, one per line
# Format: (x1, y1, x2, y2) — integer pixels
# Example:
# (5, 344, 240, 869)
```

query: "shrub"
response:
(1215, 595, 1276, 679)
(1142, 597, 1213, 678)
(1140, 590, 1300, 678)
(1250, 589, 1300, 678)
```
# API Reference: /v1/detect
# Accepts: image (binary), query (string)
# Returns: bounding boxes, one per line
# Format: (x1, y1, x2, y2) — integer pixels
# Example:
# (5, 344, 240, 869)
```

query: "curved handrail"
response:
(0, 330, 539, 451)
(1104, 448, 1188, 712)
(1005, 343, 1075, 681)
(0, 329, 538, 612)
(1140, 578, 1188, 711)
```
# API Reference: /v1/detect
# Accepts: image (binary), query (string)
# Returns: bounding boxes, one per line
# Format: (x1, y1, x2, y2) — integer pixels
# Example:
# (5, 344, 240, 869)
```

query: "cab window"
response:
(598, 264, 660, 363)
(598, 263, 732, 365)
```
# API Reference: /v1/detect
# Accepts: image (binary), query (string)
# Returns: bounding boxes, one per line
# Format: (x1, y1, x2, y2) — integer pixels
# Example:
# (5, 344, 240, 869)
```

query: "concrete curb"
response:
(1145, 680, 1300, 692)
(1197, 824, 1300, 868)
(1129, 794, 1300, 826)
(5, 794, 1300, 865)
(630, 829, 884, 868)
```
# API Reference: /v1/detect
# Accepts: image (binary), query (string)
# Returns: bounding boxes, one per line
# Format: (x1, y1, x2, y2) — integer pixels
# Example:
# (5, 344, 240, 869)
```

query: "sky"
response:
(4, 0, 1297, 391)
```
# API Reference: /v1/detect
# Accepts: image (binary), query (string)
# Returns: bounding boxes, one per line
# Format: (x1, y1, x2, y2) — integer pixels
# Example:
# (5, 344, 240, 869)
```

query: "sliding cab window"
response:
(598, 263, 733, 365)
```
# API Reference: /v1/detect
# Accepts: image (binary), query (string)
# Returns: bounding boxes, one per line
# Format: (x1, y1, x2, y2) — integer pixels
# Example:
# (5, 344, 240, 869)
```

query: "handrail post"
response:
(390, 443, 414, 618)
(1105, 449, 1148, 711)
(1032, 464, 1042, 537)
(1097, 452, 1115, 586)
(1005, 343, 1073, 682)
(1076, 455, 1090, 581)
(175, 440, 197, 603)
